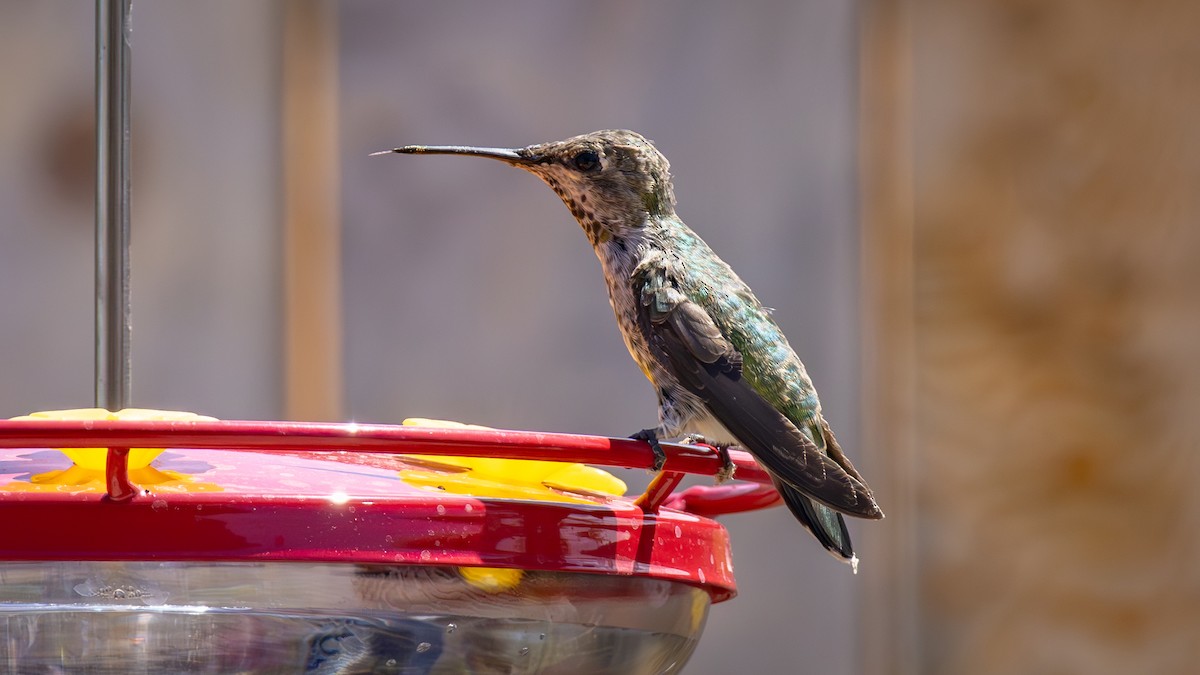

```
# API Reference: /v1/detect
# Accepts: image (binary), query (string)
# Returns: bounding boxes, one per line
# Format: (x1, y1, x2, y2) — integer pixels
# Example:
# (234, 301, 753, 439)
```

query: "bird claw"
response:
(631, 428, 667, 472)
(713, 445, 737, 483)
(680, 435, 737, 483)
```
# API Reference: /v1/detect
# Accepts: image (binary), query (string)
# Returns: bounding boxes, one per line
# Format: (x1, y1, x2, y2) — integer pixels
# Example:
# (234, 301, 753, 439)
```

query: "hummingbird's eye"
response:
(571, 150, 601, 173)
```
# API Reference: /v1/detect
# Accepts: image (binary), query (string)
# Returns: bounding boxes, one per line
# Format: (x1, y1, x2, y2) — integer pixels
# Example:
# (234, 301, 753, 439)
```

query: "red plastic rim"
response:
(0, 420, 786, 602)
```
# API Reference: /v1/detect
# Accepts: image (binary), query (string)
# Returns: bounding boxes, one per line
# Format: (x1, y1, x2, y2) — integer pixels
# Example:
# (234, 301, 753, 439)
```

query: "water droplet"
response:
(709, 553, 715, 565)
(420, 550, 432, 561)
(446, 622, 457, 634)
(464, 504, 473, 512)
(698, 569, 706, 584)
(433, 539, 441, 547)
(519, 647, 530, 656)
(348, 506, 356, 513)
(674, 525, 682, 538)
(436, 504, 446, 516)
(539, 633, 545, 640)
(386, 659, 397, 667)
(416, 641, 432, 653)
(151, 499, 167, 511)
(112, 588, 126, 599)
(384, 534, 394, 544)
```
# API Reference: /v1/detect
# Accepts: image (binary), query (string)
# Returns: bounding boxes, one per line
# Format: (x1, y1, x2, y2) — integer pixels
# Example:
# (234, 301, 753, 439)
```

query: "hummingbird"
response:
(374, 130, 883, 567)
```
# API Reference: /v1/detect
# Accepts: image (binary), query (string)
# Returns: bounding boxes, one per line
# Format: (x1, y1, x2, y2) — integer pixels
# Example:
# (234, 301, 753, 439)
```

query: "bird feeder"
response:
(0, 416, 780, 673)
(0, 4, 783, 673)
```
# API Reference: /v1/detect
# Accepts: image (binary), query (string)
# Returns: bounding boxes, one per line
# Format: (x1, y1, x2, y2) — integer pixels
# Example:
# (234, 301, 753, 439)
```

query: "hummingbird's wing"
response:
(634, 265, 882, 520)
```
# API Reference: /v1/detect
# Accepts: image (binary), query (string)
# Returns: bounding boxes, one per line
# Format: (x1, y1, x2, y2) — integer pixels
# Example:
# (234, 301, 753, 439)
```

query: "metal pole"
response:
(95, 0, 132, 410)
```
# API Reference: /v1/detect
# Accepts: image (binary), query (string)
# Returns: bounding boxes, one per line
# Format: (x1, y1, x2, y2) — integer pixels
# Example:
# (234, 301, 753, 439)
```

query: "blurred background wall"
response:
(1, 1, 1197, 674)
(862, 1, 1200, 673)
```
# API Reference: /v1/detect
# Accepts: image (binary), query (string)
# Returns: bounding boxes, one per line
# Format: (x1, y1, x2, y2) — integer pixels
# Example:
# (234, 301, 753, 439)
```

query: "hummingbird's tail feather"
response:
(775, 477, 857, 567)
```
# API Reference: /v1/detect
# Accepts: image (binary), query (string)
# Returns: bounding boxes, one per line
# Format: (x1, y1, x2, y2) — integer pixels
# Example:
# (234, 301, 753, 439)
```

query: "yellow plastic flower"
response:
(457, 567, 525, 593)
(400, 418, 626, 503)
(10, 408, 217, 470)
(401, 418, 627, 594)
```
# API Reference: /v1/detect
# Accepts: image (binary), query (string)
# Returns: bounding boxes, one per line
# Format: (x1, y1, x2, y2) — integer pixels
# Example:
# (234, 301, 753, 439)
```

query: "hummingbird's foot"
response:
(680, 435, 737, 483)
(631, 428, 668, 472)
(713, 445, 737, 483)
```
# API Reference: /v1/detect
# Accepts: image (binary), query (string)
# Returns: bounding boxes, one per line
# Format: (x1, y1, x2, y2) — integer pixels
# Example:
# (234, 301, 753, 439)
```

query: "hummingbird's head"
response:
(379, 130, 676, 246)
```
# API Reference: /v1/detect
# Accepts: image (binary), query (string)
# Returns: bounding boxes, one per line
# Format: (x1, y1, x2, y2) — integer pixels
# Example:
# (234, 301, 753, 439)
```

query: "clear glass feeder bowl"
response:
(0, 561, 708, 674)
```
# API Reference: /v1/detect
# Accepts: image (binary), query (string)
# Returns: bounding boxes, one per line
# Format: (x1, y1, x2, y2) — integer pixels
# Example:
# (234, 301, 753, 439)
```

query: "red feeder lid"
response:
(0, 420, 785, 603)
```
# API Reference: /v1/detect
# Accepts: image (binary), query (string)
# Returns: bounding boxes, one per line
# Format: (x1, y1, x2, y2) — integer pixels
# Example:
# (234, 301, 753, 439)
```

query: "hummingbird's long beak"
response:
(370, 145, 536, 165)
